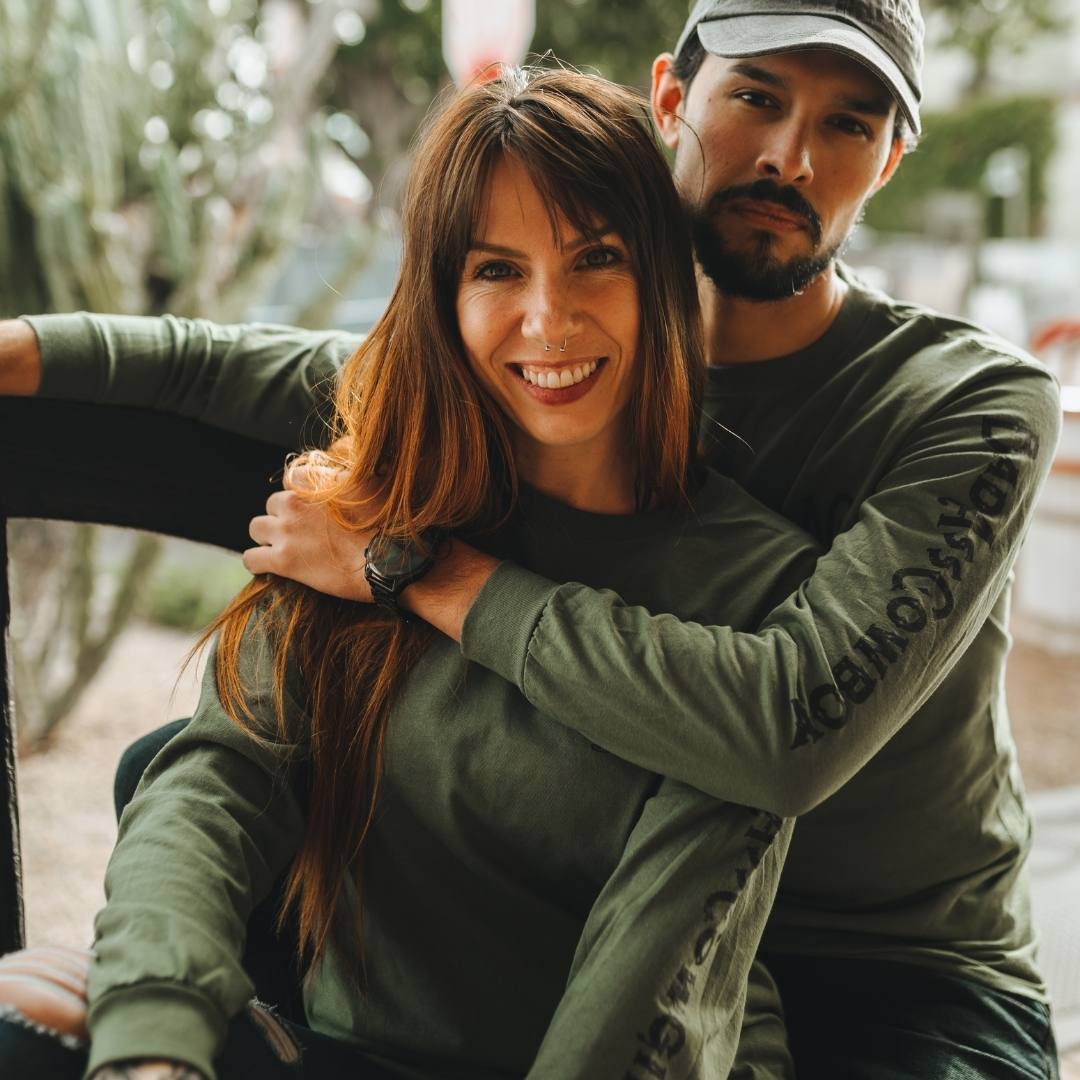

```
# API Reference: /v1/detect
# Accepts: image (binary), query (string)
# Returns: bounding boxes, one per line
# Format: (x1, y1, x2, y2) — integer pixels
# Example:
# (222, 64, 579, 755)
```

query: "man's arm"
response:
(527, 781, 793, 1080)
(8, 312, 357, 447)
(254, 362, 1060, 818)
(456, 365, 1060, 815)
(0, 318, 41, 394)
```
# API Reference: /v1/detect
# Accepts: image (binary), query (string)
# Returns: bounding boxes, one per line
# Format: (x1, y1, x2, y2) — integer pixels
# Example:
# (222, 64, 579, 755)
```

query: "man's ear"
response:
(873, 130, 905, 193)
(651, 53, 685, 150)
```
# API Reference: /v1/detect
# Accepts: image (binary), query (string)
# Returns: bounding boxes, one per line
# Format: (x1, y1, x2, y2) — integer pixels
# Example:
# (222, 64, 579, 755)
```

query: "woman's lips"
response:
(509, 357, 607, 404)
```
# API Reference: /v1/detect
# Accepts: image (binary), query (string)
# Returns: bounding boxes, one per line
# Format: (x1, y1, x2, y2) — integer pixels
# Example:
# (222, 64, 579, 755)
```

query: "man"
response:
(0, 1, 1063, 1076)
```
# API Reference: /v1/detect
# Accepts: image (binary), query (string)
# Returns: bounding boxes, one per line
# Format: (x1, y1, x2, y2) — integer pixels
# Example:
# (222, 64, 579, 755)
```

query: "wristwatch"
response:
(364, 529, 448, 620)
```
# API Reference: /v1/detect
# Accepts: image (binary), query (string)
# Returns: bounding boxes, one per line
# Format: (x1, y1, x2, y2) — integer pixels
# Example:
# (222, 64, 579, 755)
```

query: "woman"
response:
(0, 67, 816, 1079)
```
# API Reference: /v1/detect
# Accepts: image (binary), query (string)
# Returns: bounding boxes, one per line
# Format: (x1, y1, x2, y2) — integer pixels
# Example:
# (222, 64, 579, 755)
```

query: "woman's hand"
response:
(0, 945, 91, 1040)
(244, 459, 375, 602)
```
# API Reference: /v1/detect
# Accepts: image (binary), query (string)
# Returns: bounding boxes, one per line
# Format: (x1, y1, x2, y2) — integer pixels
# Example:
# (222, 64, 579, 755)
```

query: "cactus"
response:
(1, 0, 371, 748)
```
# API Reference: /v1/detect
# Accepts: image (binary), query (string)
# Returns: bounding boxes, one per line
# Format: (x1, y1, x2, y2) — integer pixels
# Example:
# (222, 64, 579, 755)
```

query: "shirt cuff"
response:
(21, 313, 112, 402)
(460, 561, 559, 686)
(86, 981, 225, 1080)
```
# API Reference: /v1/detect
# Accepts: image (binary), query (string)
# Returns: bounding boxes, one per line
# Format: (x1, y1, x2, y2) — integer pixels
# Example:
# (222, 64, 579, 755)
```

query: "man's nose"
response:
(521, 277, 581, 351)
(755, 119, 814, 186)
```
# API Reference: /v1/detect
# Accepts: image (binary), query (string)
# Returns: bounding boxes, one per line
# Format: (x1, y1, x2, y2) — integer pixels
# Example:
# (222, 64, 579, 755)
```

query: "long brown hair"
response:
(201, 65, 705, 977)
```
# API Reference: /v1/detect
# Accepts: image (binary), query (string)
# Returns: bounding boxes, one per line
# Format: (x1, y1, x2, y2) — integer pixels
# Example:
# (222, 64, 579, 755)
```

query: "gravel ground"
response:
(12, 618, 1080, 1068)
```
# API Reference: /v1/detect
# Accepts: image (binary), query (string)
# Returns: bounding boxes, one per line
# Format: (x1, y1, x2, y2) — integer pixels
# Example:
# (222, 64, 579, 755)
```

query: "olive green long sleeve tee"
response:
(85, 477, 814, 1080)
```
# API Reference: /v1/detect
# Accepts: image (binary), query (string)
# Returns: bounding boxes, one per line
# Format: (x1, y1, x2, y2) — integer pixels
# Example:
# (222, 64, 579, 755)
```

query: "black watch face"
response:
(367, 534, 433, 578)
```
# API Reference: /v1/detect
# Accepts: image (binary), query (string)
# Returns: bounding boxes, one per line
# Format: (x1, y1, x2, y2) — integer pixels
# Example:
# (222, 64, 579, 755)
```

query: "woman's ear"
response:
(651, 54, 685, 151)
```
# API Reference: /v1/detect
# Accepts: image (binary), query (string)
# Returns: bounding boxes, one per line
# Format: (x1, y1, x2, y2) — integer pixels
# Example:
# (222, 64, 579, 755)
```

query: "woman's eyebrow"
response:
(469, 241, 526, 257)
(469, 231, 617, 258)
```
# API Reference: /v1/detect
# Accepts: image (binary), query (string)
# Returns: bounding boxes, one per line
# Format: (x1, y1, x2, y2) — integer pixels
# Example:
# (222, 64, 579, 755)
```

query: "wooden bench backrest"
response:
(0, 397, 286, 951)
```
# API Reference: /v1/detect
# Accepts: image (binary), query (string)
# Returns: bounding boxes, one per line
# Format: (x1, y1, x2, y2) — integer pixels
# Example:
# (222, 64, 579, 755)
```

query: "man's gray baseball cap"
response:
(674, 0, 924, 135)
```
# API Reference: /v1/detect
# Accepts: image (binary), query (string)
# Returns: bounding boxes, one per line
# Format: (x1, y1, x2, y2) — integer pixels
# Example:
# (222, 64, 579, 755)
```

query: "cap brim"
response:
(697, 14, 921, 134)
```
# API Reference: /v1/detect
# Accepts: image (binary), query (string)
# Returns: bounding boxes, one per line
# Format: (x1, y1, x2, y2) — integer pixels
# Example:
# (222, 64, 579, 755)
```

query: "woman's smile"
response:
(509, 356, 606, 400)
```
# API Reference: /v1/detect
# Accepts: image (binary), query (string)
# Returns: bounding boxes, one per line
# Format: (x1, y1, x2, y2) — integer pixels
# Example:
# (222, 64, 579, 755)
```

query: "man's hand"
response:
(244, 461, 374, 602)
(244, 456, 500, 640)
(0, 318, 42, 395)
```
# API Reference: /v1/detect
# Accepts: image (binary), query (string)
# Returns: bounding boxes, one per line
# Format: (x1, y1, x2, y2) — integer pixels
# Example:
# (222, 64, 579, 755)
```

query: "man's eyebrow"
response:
(834, 93, 893, 117)
(730, 62, 787, 89)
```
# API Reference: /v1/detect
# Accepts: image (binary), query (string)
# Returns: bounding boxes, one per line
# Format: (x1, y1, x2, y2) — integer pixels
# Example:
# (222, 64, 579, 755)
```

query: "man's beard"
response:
(687, 179, 840, 302)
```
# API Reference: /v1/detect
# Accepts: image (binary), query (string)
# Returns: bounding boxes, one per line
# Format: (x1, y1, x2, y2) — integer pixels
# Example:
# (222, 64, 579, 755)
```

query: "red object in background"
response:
(1031, 319, 1080, 354)
(442, 0, 536, 88)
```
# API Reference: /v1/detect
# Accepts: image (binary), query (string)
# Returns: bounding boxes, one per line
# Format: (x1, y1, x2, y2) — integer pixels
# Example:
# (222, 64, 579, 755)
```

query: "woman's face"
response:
(456, 157, 640, 467)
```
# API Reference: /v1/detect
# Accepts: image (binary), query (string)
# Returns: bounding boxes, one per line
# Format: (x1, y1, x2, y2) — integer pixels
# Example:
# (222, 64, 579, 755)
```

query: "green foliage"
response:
(1, 0, 361, 744)
(863, 95, 1058, 236)
(138, 552, 252, 633)
(0, 0, 357, 320)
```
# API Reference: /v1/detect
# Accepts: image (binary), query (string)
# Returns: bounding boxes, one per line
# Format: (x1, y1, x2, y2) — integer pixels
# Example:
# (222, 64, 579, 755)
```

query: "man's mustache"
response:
(706, 181, 823, 246)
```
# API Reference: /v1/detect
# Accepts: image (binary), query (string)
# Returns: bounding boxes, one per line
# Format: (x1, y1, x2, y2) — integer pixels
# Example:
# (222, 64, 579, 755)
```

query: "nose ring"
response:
(544, 339, 568, 353)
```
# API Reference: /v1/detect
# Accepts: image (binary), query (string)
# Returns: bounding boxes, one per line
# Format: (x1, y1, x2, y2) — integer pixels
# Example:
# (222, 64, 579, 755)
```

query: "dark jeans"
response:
(764, 952, 1060, 1080)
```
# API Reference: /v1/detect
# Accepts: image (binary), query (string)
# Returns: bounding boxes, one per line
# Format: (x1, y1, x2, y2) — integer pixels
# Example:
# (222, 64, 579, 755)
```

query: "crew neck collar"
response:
(706, 271, 878, 392)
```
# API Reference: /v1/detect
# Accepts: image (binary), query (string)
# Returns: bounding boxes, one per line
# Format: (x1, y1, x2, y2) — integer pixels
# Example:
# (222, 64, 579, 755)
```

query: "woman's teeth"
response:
(519, 359, 600, 389)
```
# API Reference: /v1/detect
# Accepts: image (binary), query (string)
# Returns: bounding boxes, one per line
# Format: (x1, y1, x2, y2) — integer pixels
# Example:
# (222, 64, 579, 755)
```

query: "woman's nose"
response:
(520, 277, 581, 351)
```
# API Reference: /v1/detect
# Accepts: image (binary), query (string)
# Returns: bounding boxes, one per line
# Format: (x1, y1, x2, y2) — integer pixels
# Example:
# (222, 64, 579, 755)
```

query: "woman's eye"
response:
(474, 260, 515, 281)
(580, 246, 623, 270)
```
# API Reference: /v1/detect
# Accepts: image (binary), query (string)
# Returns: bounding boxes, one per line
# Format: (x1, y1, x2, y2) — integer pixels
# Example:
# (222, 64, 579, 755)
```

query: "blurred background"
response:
(1, 0, 1077, 1068)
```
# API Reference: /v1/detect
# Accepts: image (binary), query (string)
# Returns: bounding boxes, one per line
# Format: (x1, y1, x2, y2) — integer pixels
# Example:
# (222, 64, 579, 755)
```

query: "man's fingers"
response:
(242, 545, 277, 576)
(285, 462, 341, 492)
(248, 514, 277, 546)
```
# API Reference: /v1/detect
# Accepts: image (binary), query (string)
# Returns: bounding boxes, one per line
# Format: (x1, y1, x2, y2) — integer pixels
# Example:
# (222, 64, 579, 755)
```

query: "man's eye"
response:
(831, 115, 871, 137)
(735, 90, 774, 108)
(474, 260, 515, 280)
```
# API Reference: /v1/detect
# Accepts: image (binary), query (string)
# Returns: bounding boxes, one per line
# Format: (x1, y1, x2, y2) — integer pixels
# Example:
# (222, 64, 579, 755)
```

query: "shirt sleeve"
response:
(462, 363, 1061, 817)
(23, 311, 357, 448)
(526, 780, 793, 1080)
(84, 630, 307, 1080)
